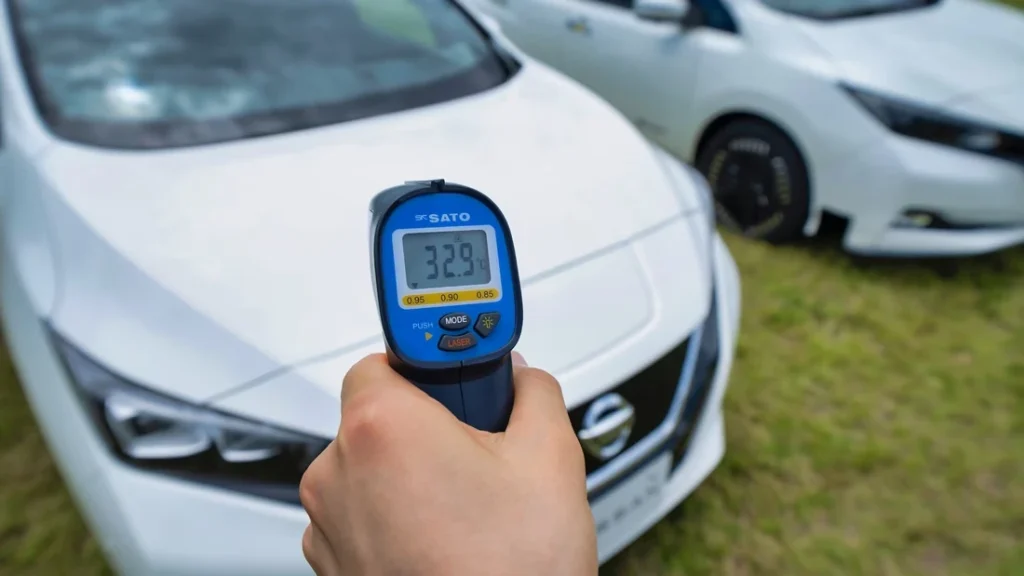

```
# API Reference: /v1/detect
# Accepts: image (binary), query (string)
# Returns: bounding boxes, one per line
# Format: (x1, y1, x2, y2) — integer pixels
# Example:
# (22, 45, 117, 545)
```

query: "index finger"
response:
(340, 353, 420, 409)
(503, 364, 575, 446)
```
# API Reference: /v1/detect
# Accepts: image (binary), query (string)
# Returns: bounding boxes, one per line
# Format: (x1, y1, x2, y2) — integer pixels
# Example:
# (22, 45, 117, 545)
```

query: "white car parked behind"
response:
(0, 0, 740, 574)
(471, 0, 1024, 256)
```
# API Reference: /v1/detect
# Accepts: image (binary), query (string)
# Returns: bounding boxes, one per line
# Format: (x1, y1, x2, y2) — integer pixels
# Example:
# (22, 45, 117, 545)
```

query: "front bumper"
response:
(826, 133, 1024, 257)
(2, 234, 741, 576)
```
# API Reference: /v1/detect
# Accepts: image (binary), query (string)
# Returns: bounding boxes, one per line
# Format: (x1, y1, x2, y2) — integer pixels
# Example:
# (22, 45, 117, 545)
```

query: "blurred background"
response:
(1, 0, 1022, 575)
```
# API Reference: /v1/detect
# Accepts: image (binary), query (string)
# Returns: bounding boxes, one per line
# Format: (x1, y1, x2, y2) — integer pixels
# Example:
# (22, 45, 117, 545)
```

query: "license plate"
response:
(590, 453, 670, 551)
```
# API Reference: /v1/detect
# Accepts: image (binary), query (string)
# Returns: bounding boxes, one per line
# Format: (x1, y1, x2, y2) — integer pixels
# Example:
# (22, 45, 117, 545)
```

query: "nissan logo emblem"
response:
(577, 393, 635, 461)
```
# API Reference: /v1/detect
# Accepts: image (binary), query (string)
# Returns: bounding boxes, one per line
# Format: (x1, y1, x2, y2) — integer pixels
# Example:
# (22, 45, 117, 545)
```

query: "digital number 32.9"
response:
(424, 242, 476, 280)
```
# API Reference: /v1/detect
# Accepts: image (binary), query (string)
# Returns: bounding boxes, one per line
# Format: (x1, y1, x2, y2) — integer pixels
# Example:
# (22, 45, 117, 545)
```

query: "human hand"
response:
(299, 352, 597, 576)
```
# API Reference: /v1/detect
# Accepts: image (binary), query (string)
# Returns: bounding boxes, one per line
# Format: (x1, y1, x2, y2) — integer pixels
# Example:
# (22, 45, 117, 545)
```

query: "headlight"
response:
(843, 84, 1024, 164)
(50, 329, 330, 504)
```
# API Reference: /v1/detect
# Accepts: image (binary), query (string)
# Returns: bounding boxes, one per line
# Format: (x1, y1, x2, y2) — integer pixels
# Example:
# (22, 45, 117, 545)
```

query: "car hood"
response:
(791, 0, 1024, 107)
(39, 65, 694, 400)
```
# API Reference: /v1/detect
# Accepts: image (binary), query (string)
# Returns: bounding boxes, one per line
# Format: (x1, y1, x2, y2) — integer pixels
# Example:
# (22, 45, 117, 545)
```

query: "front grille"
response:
(569, 338, 690, 476)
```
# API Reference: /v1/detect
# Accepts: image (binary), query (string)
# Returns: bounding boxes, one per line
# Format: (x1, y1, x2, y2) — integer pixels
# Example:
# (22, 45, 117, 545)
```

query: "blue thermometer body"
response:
(369, 180, 523, 432)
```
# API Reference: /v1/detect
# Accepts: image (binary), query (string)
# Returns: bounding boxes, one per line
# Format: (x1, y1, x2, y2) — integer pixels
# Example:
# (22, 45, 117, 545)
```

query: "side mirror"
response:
(633, 0, 690, 22)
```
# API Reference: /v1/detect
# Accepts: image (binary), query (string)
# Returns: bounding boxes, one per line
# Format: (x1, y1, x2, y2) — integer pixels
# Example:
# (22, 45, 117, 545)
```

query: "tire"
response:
(695, 118, 810, 244)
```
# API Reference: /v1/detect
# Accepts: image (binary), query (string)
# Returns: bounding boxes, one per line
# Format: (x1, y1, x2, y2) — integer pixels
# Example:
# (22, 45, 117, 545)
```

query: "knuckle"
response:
(543, 373, 569, 404)
(298, 441, 337, 517)
(342, 354, 388, 388)
(523, 366, 561, 388)
(342, 359, 368, 387)
(339, 392, 392, 454)
(298, 469, 321, 514)
(520, 367, 568, 403)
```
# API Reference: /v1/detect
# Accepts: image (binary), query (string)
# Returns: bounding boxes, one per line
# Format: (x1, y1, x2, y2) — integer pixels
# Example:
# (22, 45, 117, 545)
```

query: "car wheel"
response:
(696, 119, 810, 244)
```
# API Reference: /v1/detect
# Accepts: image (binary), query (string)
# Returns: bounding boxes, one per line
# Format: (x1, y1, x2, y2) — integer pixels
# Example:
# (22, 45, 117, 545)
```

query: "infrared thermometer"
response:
(369, 180, 523, 432)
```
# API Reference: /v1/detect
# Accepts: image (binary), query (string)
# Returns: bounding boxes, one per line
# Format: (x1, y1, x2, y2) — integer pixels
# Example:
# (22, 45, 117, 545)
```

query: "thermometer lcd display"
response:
(402, 229, 491, 290)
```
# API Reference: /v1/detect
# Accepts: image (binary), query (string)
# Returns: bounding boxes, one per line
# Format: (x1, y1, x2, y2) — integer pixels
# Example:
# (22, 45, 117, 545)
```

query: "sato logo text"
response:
(415, 213, 472, 224)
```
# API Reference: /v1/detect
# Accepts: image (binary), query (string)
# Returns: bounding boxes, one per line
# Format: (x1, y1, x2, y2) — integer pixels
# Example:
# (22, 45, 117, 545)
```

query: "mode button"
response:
(439, 312, 471, 331)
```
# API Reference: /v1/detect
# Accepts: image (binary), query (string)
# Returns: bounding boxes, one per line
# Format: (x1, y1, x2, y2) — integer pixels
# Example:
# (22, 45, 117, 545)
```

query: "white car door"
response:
(476, 0, 703, 147)
(469, 0, 587, 74)
(0, 75, 7, 212)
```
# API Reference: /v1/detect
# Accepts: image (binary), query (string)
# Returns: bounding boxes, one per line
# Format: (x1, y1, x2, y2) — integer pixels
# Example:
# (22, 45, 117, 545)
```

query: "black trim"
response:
(672, 290, 721, 467)
(162, 472, 306, 506)
(585, 339, 718, 503)
(760, 0, 941, 21)
(671, 361, 718, 469)
(569, 339, 690, 476)
(585, 290, 722, 502)
(689, 0, 740, 34)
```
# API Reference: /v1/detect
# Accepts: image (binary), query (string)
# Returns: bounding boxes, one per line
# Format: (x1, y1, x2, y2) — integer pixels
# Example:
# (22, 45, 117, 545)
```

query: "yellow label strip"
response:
(401, 288, 500, 307)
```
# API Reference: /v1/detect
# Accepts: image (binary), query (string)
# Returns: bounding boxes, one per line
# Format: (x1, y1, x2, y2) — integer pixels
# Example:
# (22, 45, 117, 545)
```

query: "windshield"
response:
(760, 0, 939, 20)
(7, 0, 511, 149)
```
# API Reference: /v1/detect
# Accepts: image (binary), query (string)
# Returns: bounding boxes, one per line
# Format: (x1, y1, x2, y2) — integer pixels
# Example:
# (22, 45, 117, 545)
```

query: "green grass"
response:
(605, 237, 1024, 576)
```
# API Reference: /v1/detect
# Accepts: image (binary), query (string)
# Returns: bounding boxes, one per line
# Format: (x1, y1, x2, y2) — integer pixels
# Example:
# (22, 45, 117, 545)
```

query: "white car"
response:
(470, 0, 1024, 256)
(0, 0, 740, 574)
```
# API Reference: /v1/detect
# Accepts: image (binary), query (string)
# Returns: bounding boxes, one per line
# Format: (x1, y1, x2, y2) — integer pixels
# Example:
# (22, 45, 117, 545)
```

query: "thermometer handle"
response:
(386, 350, 515, 433)
(459, 357, 515, 432)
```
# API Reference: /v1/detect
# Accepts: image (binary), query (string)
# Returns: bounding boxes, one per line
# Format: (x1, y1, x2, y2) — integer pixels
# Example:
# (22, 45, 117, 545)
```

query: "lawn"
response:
(606, 238, 1024, 576)
(3, 3, 1024, 575)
